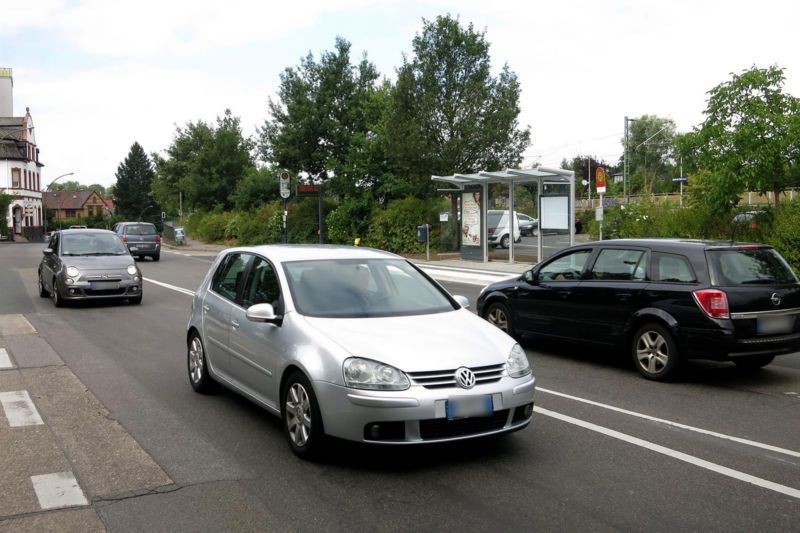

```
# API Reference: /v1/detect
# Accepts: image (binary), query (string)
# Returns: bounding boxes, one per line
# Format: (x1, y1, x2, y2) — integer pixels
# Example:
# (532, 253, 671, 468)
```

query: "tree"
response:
(231, 166, 280, 211)
(623, 115, 677, 194)
(385, 15, 531, 197)
(259, 37, 387, 200)
(681, 65, 800, 210)
(0, 193, 12, 237)
(562, 155, 615, 198)
(114, 142, 156, 218)
(153, 110, 254, 212)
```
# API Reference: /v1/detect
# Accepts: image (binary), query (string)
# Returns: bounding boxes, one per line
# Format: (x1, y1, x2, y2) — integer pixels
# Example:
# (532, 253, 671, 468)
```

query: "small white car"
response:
(487, 210, 522, 248)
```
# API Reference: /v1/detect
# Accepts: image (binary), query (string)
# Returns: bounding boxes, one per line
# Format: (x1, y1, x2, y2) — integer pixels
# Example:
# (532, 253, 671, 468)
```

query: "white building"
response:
(1, 68, 44, 241)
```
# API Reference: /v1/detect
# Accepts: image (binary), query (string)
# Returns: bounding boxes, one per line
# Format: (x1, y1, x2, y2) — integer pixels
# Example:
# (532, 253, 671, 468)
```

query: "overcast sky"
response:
(3, 0, 799, 187)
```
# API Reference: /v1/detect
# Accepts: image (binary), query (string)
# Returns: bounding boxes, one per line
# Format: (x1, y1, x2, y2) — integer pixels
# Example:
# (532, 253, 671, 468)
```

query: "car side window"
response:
(538, 250, 592, 281)
(241, 257, 281, 309)
(211, 253, 250, 303)
(653, 253, 696, 283)
(590, 249, 647, 281)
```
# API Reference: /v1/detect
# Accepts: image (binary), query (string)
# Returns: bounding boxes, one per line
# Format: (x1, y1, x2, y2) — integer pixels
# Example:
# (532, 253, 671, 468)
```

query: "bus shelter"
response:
(432, 166, 575, 264)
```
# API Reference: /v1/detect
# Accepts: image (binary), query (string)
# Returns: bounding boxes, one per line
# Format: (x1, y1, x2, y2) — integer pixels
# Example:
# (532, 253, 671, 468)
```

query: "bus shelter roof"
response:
(431, 166, 574, 187)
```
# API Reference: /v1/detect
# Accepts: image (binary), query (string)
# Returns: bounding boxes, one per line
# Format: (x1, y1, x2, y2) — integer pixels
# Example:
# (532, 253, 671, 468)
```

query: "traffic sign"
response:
(279, 171, 291, 199)
(595, 166, 607, 194)
(672, 177, 688, 183)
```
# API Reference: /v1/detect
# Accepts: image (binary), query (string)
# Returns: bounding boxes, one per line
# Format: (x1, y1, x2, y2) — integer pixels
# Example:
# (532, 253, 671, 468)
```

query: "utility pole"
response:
(624, 116, 630, 204)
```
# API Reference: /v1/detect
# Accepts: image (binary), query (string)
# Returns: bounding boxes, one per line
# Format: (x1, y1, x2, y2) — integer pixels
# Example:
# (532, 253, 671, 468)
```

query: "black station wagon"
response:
(477, 239, 800, 381)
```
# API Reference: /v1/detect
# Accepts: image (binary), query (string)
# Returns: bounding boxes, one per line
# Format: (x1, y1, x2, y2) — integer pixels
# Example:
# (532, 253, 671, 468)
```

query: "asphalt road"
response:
(2, 244, 799, 531)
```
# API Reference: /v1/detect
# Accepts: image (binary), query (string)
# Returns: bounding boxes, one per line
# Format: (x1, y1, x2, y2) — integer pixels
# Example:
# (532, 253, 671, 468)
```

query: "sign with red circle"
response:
(595, 166, 607, 194)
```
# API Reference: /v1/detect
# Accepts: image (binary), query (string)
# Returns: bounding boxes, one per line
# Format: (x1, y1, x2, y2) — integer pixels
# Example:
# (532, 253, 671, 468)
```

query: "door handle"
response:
(557, 290, 572, 298)
(231, 320, 240, 329)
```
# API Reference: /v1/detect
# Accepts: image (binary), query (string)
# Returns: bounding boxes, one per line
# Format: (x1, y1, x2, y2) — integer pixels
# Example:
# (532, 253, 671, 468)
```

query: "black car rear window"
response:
(707, 248, 798, 286)
(125, 224, 157, 236)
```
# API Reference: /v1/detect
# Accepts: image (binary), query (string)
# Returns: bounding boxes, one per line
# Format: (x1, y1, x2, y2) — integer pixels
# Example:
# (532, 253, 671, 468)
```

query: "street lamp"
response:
(43, 172, 74, 237)
(138, 204, 154, 221)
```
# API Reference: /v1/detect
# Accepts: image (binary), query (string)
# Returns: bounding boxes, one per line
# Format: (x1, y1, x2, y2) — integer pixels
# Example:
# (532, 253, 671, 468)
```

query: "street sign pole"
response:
(595, 167, 607, 240)
(279, 171, 291, 243)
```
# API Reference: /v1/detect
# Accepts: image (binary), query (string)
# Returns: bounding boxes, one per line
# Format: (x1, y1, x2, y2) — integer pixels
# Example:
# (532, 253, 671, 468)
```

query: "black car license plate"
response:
(446, 395, 493, 419)
(756, 315, 794, 335)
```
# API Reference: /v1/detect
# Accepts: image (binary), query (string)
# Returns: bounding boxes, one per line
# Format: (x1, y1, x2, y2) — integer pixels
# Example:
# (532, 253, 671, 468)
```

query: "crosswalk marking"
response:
(0, 390, 44, 426)
(0, 347, 13, 369)
(31, 471, 88, 509)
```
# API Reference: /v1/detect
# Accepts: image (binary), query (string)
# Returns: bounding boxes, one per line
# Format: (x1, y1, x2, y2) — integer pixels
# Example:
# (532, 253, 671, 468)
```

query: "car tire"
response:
(187, 332, 216, 394)
(500, 234, 510, 249)
(484, 301, 516, 338)
(51, 278, 65, 308)
(38, 272, 50, 298)
(152, 253, 160, 262)
(631, 323, 681, 381)
(733, 355, 775, 370)
(282, 371, 326, 460)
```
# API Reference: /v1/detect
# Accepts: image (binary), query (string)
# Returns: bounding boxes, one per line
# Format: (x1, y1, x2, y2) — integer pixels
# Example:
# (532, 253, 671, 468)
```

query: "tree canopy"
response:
(385, 15, 530, 197)
(680, 65, 800, 212)
(624, 115, 677, 194)
(114, 142, 156, 218)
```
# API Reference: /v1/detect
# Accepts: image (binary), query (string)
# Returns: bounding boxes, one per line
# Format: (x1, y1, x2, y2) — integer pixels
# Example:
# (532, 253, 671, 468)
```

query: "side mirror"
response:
(43, 248, 53, 255)
(523, 270, 536, 284)
(246, 303, 282, 325)
(452, 295, 470, 309)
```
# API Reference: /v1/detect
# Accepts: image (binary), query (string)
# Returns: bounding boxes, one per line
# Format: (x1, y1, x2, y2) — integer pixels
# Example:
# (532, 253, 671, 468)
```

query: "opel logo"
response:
(771, 293, 782, 306)
(455, 367, 476, 389)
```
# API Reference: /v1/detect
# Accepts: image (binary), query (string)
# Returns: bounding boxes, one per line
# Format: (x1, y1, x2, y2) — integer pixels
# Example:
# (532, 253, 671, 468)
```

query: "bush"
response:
(326, 196, 373, 244)
(768, 202, 800, 272)
(363, 197, 441, 253)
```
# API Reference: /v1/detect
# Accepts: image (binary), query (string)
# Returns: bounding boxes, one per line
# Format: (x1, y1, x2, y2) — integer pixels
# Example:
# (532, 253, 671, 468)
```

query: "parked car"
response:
(38, 229, 143, 307)
(517, 213, 539, 236)
(187, 245, 535, 459)
(477, 239, 800, 381)
(733, 210, 766, 229)
(174, 227, 186, 245)
(112, 222, 161, 261)
(68, 224, 88, 229)
(487, 210, 522, 248)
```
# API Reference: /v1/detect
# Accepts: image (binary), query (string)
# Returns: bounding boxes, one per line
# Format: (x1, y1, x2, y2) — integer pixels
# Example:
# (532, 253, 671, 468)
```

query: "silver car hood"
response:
(302, 309, 514, 372)
(61, 255, 134, 270)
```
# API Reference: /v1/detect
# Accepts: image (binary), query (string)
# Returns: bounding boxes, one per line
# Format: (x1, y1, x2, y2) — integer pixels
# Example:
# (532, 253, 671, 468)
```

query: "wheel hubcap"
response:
(488, 307, 508, 332)
(188, 337, 204, 383)
(636, 331, 669, 374)
(285, 383, 311, 447)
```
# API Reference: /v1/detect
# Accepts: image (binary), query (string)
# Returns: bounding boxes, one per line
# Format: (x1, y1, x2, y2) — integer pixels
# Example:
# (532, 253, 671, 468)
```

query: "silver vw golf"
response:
(187, 245, 535, 459)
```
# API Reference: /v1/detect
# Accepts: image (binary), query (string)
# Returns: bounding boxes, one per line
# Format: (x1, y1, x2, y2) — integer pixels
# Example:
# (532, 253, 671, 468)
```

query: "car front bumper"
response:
(58, 278, 142, 300)
(313, 375, 536, 443)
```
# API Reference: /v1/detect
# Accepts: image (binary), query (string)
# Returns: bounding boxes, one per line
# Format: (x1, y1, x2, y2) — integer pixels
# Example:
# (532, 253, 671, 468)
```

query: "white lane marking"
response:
(0, 348, 14, 369)
(31, 471, 88, 509)
(420, 267, 515, 286)
(538, 387, 800, 459)
(535, 406, 800, 500)
(0, 390, 44, 426)
(143, 277, 196, 296)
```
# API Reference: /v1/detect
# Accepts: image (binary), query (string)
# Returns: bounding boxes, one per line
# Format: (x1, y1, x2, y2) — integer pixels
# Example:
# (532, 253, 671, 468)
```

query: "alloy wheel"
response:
(487, 306, 509, 333)
(636, 330, 669, 374)
(285, 383, 312, 447)
(188, 337, 204, 384)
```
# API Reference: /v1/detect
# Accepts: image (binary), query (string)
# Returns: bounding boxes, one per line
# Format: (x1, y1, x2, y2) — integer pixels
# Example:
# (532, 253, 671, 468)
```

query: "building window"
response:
(66, 210, 77, 218)
(11, 168, 21, 188)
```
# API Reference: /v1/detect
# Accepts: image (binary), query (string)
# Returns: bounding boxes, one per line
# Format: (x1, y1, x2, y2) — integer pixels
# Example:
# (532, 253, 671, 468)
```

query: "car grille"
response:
(407, 364, 505, 389)
(419, 409, 510, 440)
(85, 274, 123, 281)
(84, 288, 127, 296)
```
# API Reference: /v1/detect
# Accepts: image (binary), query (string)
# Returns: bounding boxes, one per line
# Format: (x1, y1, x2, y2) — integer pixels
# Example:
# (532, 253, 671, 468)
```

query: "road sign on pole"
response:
(595, 167, 607, 195)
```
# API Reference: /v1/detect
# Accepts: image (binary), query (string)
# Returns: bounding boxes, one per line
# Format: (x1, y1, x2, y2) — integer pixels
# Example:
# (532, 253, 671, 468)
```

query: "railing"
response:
(579, 188, 800, 209)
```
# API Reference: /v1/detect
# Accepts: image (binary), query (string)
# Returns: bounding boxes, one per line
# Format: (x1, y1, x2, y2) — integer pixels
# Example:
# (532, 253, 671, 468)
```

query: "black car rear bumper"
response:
(682, 327, 800, 360)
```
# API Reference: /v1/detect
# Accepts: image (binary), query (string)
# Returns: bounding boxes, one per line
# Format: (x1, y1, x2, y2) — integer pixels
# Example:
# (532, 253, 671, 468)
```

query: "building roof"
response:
(44, 191, 107, 210)
(0, 117, 25, 141)
(0, 140, 25, 159)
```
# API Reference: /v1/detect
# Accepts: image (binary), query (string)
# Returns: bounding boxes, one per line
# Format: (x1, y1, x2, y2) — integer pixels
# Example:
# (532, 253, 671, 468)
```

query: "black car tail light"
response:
(693, 289, 730, 319)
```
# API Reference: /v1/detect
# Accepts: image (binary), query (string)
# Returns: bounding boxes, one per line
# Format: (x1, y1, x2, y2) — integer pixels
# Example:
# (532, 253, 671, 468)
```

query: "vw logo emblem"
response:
(455, 367, 476, 389)
(771, 293, 782, 306)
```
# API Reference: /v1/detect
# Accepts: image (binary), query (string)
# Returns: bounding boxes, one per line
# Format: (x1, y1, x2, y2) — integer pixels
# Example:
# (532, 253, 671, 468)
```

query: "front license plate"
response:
(129, 246, 138, 251)
(91, 281, 119, 290)
(757, 315, 795, 335)
(446, 395, 493, 419)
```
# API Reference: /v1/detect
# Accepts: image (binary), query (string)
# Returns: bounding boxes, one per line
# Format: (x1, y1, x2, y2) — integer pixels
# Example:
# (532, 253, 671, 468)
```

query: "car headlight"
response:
(127, 265, 138, 276)
(506, 344, 531, 378)
(66, 266, 80, 278)
(343, 358, 410, 391)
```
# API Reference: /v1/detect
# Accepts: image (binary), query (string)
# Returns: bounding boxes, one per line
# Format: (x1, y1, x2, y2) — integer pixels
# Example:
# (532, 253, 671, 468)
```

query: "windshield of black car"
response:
(62, 234, 129, 255)
(284, 258, 455, 318)
(707, 248, 798, 285)
(125, 224, 157, 236)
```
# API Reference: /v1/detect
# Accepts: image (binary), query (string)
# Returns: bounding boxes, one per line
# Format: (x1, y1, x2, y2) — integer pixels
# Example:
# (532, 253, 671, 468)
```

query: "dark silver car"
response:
(38, 229, 143, 306)
(187, 245, 535, 459)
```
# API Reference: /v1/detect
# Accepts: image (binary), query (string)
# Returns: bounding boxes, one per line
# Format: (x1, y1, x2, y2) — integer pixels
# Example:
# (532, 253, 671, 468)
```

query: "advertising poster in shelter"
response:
(461, 191, 481, 246)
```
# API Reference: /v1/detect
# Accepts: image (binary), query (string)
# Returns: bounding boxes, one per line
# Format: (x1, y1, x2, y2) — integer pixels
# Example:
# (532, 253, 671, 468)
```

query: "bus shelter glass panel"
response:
(540, 182, 573, 261)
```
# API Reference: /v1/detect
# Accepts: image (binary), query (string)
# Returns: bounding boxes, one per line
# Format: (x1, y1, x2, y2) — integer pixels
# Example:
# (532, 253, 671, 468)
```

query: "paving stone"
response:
(0, 314, 35, 336)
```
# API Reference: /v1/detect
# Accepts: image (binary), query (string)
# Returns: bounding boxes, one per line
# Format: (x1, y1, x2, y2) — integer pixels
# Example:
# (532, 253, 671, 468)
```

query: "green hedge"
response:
(362, 197, 441, 253)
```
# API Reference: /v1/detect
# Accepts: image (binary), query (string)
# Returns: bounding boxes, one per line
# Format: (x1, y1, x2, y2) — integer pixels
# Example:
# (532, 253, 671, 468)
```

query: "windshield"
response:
(707, 248, 798, 285)
(62, 233, 129, 256)
(125, 224, 157, 236)
(284, 258, 455, 318)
